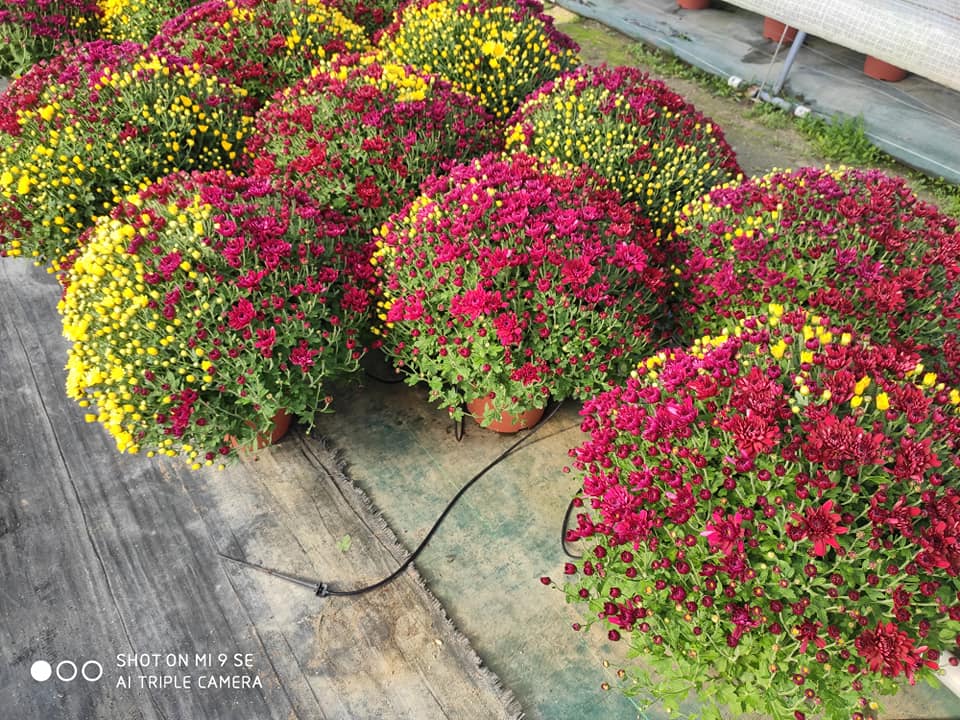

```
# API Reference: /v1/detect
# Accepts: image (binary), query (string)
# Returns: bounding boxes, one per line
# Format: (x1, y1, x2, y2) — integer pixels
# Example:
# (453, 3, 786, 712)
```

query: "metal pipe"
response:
(772, 30, 808, 95)
(753, 88, 793, 113)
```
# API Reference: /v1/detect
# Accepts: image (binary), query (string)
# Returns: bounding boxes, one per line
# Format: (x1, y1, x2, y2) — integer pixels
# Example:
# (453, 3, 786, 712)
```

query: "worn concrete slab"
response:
(312, 378, 641, 720)
(0, 259, 520, 720)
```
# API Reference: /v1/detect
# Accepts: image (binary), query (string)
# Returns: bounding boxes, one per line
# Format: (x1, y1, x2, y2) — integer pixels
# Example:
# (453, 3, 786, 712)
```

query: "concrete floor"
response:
(0, 260, 522, 720)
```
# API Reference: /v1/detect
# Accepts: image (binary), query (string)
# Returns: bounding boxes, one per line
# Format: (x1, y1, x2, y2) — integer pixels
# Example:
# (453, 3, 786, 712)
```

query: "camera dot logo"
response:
(30, 661, 53, 682)
(30, 659, 103, 682)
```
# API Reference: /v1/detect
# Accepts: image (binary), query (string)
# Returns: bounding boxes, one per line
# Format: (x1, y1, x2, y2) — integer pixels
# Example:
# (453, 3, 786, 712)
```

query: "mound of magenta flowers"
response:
(0, 46, 251, 269)
(677, 166, 960, 383)
(246, 51, 499, 294)
(0, 0, 100, 77)
(59, 170, 369, 468)
(506, 64, 742, 237)
(372, 152, 666, 425)
(376, 0, 580, 120)
(150, 0, 369, 109)
(563, 307, 960, 719)
(98, 0, 195, 42)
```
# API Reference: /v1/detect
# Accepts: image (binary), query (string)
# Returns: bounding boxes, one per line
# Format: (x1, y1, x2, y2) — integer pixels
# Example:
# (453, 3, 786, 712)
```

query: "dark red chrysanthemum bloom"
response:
(789, 500, 847, 556)
(725, 602, 761, 645)
(891, 436, 941, 481)
(802, 414, 888, 468)
(854, 622, 938, 684)
(730, 365, 785, 417)
(795, 619, 826, 654)
(721, 412, 781, 459)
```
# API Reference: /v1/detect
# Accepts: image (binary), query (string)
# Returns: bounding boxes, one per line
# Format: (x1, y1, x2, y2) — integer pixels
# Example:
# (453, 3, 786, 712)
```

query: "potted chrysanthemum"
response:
(245, 52, 499, 310)
(561, 307, 960, 719)
(0, 45, 251, 269)
(0, 39, 143, 141)
(372, 152, 667, 429)
(59, 170, 370, 468)
(149, 0, 369, 110)
(505, 64, 742, 237)
(0, 0, 100, 77)
(246, 52, 499, 228)
(676, 166, 960, 384)
(376, 0, 580, 120)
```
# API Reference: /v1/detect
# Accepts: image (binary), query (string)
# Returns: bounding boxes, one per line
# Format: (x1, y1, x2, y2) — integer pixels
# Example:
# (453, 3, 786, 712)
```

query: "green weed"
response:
(796, 114, 887, 166)
(629, 43, 740, 98)
(744, 101, 793, 129)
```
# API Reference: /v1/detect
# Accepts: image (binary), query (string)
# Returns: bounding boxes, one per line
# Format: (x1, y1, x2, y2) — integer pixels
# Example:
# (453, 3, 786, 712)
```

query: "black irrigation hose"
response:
(220, 401, 564, 597)
(561, 491, 584, 560)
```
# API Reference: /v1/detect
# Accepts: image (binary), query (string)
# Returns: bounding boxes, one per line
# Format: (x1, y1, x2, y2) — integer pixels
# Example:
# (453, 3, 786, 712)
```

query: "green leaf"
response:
(336, 534, 352, 553)
(700, 704, 723, 720)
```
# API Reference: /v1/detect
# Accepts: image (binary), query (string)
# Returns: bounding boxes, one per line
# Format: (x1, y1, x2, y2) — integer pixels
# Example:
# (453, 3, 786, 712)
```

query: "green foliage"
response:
(743, 100, 793, 129)
(629, 42, 740, 98)
(0, 24, 47, 78)
(0, 0, 101, 77)
(796, 113, 887, 166)
(554, 17, 638, 68)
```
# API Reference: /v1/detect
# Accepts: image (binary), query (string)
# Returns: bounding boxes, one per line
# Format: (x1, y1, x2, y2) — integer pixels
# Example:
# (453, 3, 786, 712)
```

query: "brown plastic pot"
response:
(863, 55, 907, 82)
(466, 394, 545, 433)
(763, 17, 797, 43)
(676, 0, 710, 9)
(226, 408, 293, 450)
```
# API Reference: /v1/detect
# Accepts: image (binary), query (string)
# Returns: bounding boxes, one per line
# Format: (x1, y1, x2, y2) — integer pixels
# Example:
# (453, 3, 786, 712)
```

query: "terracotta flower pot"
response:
(763, 17, 797, 43)
(227, 408, 293, 450)
(466, 395, 545, 433)
(676, 0, 709, 9)
(863, 55, 907, 82)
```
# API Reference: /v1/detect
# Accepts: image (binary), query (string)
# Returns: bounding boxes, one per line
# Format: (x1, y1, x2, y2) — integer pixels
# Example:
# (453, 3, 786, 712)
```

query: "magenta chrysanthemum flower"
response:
(701, 508, 746, 555)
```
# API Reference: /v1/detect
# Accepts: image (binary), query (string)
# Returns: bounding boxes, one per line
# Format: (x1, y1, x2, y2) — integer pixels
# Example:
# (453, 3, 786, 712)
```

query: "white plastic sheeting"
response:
(723, 0, 960, 91)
